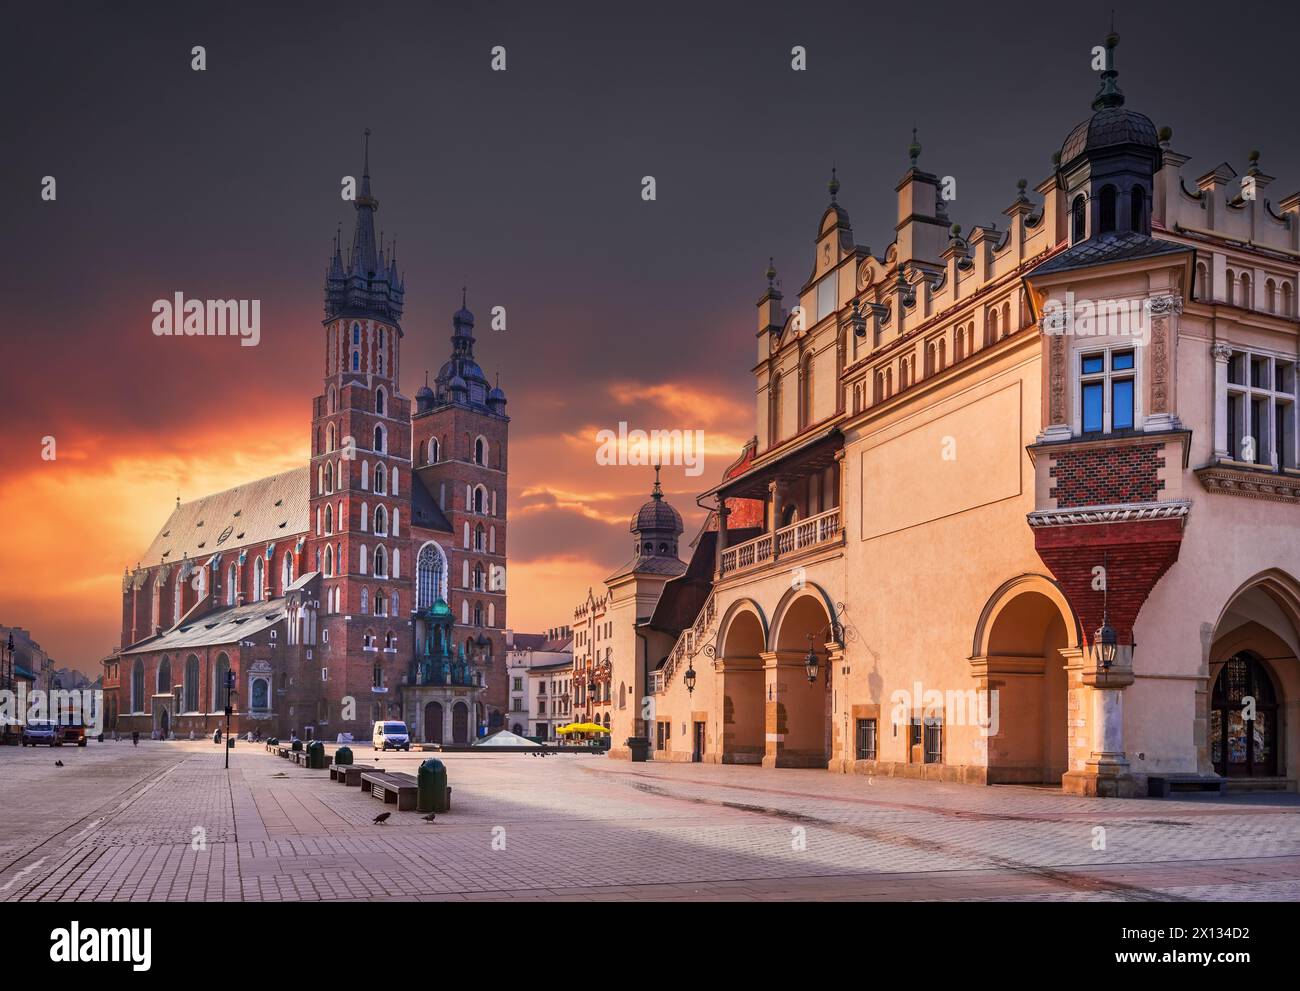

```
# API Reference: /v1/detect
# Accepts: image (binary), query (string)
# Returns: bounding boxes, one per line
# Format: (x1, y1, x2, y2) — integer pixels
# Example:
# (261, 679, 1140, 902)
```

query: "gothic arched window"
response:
(213, 653, 230, 711)
(253, 556, 264, 601)
(132, 660, 145, 712)
(417, 543, 445, 609)
(184, 655, 200, 712)
(376, 387, 386, 416)
(475, 437, 487, 465)
(374, 424, 385, 454)
(157, 656, 172, 695)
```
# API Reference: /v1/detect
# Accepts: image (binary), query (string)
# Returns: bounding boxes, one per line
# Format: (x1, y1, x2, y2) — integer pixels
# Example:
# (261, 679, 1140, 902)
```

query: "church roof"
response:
(410, 472, 454, 533)
(121, 600, 287, 655)
(139, 467, 309, 566)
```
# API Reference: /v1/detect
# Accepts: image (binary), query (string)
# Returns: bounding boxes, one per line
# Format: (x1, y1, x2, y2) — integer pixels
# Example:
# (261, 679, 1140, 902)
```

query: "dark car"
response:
(60, 723, 88, 747)
(22, 720, 59, 746)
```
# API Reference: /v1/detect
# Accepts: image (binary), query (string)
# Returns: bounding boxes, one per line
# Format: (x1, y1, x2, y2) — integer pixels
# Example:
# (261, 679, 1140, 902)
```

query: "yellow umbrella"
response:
(557, 722, 611, 734)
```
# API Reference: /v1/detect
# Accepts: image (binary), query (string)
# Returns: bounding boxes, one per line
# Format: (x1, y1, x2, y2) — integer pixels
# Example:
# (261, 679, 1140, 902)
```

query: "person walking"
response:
(131, 730, 139, 746)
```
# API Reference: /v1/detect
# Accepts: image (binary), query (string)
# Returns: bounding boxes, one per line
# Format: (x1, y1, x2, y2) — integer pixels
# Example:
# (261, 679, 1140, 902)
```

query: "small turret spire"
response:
(651, 464, 663, 499)
(908, 127, 921, 168)
(1091, 29, 1125, 111)
(828, 166, 839, 202)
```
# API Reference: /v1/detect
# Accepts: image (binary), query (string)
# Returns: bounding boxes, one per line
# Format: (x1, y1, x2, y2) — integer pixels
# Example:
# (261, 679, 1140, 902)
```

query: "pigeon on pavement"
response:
(372, 811, 392, 825)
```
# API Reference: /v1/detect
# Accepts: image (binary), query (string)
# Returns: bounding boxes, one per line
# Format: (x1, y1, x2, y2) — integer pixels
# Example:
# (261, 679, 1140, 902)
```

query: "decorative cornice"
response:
(1027, 500, 1192, 528)
(1196, 465, 1300, 504)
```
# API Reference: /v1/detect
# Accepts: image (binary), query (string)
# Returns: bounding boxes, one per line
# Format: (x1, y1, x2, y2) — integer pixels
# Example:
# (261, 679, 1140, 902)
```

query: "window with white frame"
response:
(1225, 349, 1297, 468)
(1078, 347, 1136, 434)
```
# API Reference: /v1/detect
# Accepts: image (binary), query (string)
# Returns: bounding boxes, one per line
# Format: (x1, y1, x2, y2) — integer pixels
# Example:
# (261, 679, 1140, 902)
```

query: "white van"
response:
(372, 720, 411, 751)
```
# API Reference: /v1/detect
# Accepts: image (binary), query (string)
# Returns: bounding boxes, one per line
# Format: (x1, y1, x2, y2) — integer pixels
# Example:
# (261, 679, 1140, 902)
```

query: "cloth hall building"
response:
(102, 139, 512, 744)
(606, 35, 1300, 796)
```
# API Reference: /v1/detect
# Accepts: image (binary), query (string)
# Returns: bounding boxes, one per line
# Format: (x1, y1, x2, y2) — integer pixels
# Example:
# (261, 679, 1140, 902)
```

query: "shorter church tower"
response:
(410, 294, 511, 734)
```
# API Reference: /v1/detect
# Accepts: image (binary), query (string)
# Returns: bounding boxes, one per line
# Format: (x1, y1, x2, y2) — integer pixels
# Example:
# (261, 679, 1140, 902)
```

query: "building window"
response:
(1225, 349, 1296, 467)
(816, 273, 836, 323)
(475, 437, 487, 465)
(1071, 194, 1086, 243)
(855, 718, 877, 760)
(1098, 184, 1117, 233)
(1079, 348, 1135, 434)
(1130, 185, 1146, 232)
(924, 718, 943, 764)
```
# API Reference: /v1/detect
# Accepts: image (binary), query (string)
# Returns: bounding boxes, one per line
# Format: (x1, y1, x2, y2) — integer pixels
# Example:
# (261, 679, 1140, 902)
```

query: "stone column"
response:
(1211, 342, 1232, 459)
(714, 497, 730, 575)
(1063, 649, 1136, 798)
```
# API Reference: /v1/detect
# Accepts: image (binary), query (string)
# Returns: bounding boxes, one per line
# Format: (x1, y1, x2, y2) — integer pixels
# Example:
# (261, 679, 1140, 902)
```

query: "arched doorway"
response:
(1210, 653, 1278, 778)
(717, 602, 766, 765)
(160, 708, 170, 738)
(769, 588, 836, 768)
(451, 702, 469, 744)
(424, 701, 443, 744)
(972, 575, 1079, 785)
(1208, 570, 1299, 785)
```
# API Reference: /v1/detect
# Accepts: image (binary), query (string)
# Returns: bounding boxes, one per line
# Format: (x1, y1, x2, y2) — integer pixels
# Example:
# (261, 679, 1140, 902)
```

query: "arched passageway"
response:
(717, 605, 765, 765)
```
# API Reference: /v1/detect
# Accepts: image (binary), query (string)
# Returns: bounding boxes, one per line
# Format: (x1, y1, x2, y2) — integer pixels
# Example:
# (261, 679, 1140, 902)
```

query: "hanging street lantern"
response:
(1095, 620, 1119, 670)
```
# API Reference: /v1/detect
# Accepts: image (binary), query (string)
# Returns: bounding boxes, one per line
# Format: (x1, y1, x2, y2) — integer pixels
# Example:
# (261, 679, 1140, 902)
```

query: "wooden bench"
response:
(330, 763, 369, 786)
(360, 771, 417, 811)
(292, 750, 310, 766)
(277, 747, 291, 759)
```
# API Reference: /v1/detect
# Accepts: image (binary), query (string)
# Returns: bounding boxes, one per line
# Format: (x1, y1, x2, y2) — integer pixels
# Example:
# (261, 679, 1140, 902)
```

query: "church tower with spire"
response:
(308, 130, 415, 738)
(409, 291, 511, 732)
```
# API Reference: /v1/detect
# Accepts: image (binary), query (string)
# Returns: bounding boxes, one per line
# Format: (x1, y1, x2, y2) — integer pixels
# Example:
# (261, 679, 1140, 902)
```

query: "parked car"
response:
(22, 720, 59, 746)
(60, 723, 88, 747)
(372, 720, 410, 751)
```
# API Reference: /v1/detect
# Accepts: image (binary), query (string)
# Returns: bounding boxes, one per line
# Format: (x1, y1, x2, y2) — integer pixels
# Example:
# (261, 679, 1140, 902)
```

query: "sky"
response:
(3, 0, 1299, 674)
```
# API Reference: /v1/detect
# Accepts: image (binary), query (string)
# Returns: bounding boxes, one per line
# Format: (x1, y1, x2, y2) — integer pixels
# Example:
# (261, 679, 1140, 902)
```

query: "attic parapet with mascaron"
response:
(754, 133, 1062, 461)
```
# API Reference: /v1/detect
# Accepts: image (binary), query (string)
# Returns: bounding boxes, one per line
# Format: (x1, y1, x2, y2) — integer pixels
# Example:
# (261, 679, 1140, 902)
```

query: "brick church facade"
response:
(102, 136, 510, 744)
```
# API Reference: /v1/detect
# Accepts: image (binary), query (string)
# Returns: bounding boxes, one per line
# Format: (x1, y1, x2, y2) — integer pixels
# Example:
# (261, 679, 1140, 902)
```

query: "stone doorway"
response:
(424, 701, 444, 744)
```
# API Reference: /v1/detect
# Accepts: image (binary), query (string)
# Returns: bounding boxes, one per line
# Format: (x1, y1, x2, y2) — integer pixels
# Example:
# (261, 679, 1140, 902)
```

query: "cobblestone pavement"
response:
(1, 741, 1298, 901)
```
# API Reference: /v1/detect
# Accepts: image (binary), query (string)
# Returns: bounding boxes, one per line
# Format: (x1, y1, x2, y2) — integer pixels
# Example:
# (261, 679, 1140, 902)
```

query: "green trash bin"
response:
(227, 738, 235, 749)
(335, 745, 353, 765)
(626, 737, 650, 762)
(291, 739, 303, 752)
(417, 758, 450, 814)
(306, 740, 327, 769)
